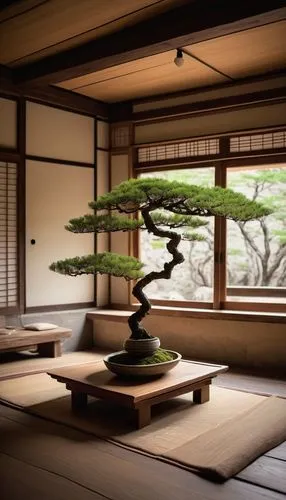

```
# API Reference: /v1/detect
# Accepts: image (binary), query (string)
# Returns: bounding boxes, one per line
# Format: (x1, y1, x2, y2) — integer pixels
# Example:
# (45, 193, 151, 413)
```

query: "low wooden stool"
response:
(0, 327, 72, 358)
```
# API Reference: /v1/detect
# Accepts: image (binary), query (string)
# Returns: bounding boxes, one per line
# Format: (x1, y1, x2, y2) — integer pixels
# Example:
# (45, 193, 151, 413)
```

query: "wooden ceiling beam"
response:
(132, 85, 286, 123)
(0, 65, 108, 118)
(14, 1, 286, 86)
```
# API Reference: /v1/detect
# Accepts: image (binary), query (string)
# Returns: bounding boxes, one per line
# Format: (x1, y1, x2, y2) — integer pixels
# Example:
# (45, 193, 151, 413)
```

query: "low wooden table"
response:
(48, 360, 228, 428)
(0, 327, 72, 357)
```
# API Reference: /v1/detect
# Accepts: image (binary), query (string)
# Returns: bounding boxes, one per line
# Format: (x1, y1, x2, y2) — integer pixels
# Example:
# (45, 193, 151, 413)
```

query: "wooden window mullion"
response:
(5, 163, 8, 308)
(213, 161, 227, 309)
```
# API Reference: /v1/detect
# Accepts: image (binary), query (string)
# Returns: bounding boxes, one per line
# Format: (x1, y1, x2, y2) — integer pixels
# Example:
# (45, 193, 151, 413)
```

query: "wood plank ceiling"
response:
(0, 0, 285, 103)
(56, 20, 286, 102)
(0, 0, 191, 66)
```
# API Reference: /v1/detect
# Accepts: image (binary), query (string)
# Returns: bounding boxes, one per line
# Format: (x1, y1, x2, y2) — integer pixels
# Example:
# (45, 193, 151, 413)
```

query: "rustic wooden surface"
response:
(48, 360, 227, 427)
(0, 349, 285, 397)
(0, 349, 108, 381)
(48, 360, 228, 404)
(213, 370, 286, 398)
(0, 401, 285, 500)
(238, 455, 286, 495)
(0, 327, 72, 357)
(0, 354, 285, 498)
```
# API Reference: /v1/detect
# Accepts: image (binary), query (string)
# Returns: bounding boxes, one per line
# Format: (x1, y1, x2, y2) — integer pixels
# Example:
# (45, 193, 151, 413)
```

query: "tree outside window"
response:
(227, 165, 286, 304)
(139, 164, 286, 309)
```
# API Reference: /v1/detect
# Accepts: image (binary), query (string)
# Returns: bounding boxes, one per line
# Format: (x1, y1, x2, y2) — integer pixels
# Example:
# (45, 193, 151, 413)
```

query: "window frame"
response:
(132, 128, 286, 314)
(222, 158, 286, 313)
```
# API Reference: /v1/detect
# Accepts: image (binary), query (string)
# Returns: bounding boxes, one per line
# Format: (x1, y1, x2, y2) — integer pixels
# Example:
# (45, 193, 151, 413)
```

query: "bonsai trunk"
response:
(128, 208, 184, 339)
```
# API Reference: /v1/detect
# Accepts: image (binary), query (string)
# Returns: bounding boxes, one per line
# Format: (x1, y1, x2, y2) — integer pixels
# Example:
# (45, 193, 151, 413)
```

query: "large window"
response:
(137, 162, 286, 312)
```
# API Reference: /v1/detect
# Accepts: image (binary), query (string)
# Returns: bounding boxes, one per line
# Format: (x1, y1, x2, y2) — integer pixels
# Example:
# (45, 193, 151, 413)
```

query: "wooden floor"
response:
(0, 350, 285, 500)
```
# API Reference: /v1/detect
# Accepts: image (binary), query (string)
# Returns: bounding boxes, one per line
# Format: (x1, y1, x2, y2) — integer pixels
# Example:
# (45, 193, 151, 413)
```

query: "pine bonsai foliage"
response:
(50, 178, 271, 340)
(50, 253, 144, 280)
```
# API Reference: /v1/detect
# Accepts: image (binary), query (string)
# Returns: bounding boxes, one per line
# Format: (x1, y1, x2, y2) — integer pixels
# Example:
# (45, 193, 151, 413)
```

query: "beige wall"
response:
(97, 120, 109, 149)
(91, 313, 286, 372)
(0, 97, 17, 148)
(135, 102, 286, 143)
(95, 120, 110, 306)
(25, 102, 96, 308)
(110, 154, 130, 305)
(26, 101, 94, 163)
(96, 149, 109, 306)
(26, 160, 94, 307)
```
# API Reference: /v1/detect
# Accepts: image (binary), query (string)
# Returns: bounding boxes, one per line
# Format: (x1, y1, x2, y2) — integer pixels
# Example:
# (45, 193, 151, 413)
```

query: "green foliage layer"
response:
(150, 211, 208, 229)
(183, 185, 271, 221)
(65, 214, 143, 233)
(89, 178, 271, 221)
(65, 211, 208, 234)
(50, 252, 144, 280)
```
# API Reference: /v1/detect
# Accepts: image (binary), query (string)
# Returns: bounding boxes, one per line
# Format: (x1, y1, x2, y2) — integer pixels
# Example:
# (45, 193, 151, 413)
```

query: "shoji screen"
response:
(0, 162, 17, 311)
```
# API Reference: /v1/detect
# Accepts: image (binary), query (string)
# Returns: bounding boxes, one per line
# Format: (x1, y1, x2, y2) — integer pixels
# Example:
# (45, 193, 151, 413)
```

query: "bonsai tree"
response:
(50, 178, 271, 346)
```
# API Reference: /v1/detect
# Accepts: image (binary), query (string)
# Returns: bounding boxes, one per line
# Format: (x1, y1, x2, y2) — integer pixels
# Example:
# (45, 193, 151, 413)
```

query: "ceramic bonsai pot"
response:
(123, 336, 160, 357)
(103, 350, 182, 377)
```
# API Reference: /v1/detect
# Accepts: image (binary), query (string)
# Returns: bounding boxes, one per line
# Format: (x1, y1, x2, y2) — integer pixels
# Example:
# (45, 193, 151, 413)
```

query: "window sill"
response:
(88, 306, 286, 324)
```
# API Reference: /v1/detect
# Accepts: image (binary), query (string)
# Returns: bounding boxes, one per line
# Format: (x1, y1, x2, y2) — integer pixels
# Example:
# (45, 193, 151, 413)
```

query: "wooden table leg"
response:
(71, 391, 88, 412)
(38, 340, 62, 358)
(137, 405, 151, 429)
(193, 384, 210, 404)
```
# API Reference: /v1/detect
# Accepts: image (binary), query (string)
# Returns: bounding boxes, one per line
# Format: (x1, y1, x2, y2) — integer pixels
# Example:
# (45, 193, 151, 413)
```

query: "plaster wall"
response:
(110, 154, 130, 305)
(26, 160, 94, 307)
(135, 102, 286, 143)
(96, 149, 109, 306)
(97, 120, 109, 149)
(26, 101, 94, 163)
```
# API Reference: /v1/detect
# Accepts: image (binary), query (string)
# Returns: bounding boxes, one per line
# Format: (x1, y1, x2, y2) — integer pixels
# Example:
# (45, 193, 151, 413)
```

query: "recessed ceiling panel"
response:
(185, 21, 286, 79)
(57, 50, 227, 102)
(57, 52, 175, 90)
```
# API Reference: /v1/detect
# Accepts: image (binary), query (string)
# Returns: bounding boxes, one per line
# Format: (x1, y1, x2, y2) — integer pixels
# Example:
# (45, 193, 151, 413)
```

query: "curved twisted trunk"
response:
(128, 208, 184, 339)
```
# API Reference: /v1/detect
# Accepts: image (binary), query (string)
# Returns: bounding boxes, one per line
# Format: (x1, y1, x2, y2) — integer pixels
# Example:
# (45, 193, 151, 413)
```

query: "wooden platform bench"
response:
(0, 327, 72, 358)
